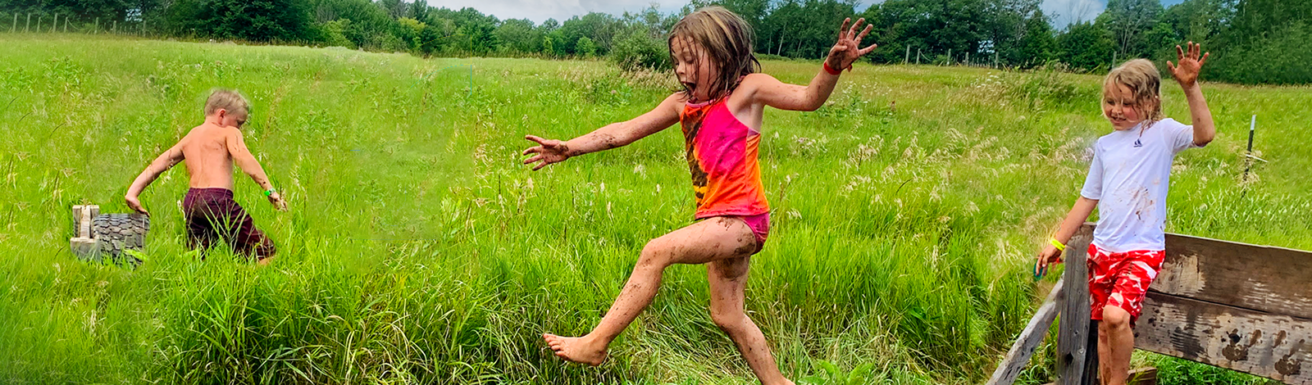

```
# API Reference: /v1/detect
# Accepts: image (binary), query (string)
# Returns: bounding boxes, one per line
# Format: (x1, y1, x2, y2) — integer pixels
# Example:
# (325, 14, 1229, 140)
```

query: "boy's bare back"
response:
(178, 123, 240, 190)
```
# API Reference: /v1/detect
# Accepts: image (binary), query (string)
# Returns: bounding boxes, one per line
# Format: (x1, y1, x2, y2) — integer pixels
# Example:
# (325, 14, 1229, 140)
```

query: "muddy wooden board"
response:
(1154, 233, 1312, 319)
(1136, 292, 1312, 384)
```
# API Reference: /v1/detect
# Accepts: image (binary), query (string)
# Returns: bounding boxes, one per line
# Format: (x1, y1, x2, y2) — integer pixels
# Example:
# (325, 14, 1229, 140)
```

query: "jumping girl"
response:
(522, 7, 877, 384)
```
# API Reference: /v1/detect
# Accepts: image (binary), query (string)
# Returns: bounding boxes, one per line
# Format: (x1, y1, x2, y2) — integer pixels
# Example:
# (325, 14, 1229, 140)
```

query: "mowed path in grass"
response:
(0, 35, 1308, 384)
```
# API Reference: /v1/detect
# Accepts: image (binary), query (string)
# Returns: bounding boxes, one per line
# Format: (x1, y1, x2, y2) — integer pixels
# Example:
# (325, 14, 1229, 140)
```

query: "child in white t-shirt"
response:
(1035, 43, 1216, 385)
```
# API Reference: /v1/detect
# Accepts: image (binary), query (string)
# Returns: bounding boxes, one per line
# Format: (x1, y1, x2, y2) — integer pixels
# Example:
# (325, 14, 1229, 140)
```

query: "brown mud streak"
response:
(1221, 329, 1261, 362)
(1276, 338, 1306, 376)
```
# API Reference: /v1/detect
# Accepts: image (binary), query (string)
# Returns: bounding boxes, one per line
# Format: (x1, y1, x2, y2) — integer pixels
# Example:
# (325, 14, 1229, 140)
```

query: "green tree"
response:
(1017, 9, 1057, 67)
(494, 18, 541, 54)
(166, 0, 312, 42)
(576, 36, 597, 57)
(1057, 20, 1115, 71)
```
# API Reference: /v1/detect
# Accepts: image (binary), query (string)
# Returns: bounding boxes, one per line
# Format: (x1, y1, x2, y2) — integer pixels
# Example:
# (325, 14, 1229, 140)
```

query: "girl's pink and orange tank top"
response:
(679, 96, 770, 219)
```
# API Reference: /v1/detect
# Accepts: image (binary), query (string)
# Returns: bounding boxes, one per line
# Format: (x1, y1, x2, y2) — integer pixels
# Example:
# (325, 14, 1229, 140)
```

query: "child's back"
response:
(178, 123, 238, 190)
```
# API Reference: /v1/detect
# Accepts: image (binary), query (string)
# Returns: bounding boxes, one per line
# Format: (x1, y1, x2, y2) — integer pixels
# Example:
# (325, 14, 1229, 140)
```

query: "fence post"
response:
(995, 51, 999, 68)
(11, 13, 15, 33)
(94, 18, 99, 34)
(1057, 224, 1097, 385)
(112, 20, 116, 33)
(905, 45, 911, 64)
(966, 51, 970, 67)
(51, 14, 57, 33)
(63, 17, 68, 33)
(947, 49, 951, 65)
(917, 49, 921, 65)
(25, 13, 30, 33)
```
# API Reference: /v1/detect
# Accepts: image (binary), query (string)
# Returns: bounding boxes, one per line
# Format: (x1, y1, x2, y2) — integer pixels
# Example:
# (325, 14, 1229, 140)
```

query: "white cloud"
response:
(1041, 0, 1106, 29)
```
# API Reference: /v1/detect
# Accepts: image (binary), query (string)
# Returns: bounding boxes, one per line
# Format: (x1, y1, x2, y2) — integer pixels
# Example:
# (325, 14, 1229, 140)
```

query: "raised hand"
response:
(522, 135, 571, 171)
(1167, 41, 1209, 88)
(826, 18, 878, 72)
(125, 195, 148, 215)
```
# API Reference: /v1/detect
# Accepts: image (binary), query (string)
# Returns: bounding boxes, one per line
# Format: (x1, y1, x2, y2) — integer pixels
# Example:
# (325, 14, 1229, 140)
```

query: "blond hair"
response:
(669, 6, 760, 101)
(203, 89, 250, 118)
(1102, 59, 1163, 124)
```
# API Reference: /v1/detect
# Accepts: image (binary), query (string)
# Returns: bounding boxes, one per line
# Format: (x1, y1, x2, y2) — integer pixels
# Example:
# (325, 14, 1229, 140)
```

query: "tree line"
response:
(2, 0, 1308, 84)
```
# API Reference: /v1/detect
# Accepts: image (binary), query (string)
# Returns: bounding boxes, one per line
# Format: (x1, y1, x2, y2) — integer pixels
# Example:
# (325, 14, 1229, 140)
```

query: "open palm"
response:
(826, 18, 878, 71)
(1168, 41, 1209, 88)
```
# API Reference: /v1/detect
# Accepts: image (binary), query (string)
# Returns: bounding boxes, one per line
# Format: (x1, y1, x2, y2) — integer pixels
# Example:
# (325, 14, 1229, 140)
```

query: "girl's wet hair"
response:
(1102, 59, 1163, 124)
(669, 6, 760, 101)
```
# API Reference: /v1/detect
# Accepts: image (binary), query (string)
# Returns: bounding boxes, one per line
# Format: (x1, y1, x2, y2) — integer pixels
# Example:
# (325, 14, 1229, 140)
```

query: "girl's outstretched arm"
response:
(741, 17, 877, 111)
(523, 93, 683, 170)
(1167, 42, 1215, 146)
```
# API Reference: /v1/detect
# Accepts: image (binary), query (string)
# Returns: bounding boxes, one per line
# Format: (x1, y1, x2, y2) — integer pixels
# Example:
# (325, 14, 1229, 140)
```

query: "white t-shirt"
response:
(1081, 118, 1199, 253)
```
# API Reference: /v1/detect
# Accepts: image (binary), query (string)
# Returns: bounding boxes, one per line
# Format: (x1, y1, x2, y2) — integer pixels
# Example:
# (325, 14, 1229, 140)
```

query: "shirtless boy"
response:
(125, 89, 287, 264)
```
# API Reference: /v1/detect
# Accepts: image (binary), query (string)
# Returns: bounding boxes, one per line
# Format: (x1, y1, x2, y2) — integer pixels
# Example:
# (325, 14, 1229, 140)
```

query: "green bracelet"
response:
(264, 188, 276, 197)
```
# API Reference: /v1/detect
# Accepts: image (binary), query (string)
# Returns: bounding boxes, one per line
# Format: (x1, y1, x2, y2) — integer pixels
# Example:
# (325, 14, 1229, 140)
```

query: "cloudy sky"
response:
(424, 0, 1184, 30)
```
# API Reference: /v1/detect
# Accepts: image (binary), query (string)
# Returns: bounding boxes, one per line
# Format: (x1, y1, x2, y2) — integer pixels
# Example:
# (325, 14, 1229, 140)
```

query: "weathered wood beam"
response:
(1155, 233, 1312, 319)
(1136, 292, 1312, 384)
(987, 278, 1067, 385)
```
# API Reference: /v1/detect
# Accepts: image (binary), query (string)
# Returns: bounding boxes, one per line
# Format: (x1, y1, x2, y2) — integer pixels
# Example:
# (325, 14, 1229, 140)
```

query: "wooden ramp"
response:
(988, 223, 1312, 385)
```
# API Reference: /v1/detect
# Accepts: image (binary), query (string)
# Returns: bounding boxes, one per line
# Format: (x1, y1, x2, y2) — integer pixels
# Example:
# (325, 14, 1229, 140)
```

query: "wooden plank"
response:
(987, 278, 1066, 385)
(1127, 367, 1158, 385)
(1154, 233, 1312, 319)
(1058, 223, 1096, 385)
(1135, 292, 1312, 384)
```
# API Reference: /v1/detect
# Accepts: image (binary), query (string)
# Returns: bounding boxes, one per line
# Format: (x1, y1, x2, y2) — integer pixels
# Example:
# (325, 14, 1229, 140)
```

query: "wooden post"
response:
(94, 18, 99, 34)
(63, 17, 68, 33)
(112, 20, 116, 33)
(1058, 223, 1097, 385)
(917, 49, 921, 65)
(35, 15, 41, 33)
(905, 45, 911, 64)
(966, 51, 970, 67)
(947, 49, 952, 65)
(25, 13, 30, 33)
(995, 51, 999, 68)
(11, 13, 16, 33)
(986, 278, 1066, 385)
(51, 14, 56, 33)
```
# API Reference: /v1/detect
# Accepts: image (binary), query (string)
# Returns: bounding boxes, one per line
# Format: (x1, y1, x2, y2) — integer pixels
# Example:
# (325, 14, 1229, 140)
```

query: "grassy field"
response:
(1, 34, 1308, 384)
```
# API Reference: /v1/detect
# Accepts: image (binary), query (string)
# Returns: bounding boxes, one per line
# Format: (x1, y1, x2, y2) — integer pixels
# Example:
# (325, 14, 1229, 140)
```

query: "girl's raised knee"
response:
(638, 239, 672, 268)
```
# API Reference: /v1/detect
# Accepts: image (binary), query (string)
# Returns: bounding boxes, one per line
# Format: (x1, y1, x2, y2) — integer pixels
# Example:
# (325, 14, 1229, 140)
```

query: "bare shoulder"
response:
(737, 73, 781, 93)
(658, 92, 687, 114)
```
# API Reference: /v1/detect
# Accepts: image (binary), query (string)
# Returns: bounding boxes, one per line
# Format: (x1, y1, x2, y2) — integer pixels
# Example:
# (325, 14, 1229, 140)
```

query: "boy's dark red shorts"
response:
(183, 188, 275, 259)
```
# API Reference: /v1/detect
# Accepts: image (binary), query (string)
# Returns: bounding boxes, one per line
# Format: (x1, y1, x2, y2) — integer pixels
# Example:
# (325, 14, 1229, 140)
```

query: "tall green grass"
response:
(1, 34, 1308, 384)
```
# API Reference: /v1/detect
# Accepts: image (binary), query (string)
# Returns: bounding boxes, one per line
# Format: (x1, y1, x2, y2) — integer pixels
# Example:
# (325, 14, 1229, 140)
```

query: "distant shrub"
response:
(576, 36, 597, 58)
(609, 31, 670, 72)
(317, 19, 355, 49)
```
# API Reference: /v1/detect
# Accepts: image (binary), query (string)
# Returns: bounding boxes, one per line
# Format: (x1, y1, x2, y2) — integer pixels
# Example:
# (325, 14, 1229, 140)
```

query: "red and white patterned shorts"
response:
(1087, 243, 1165, 324)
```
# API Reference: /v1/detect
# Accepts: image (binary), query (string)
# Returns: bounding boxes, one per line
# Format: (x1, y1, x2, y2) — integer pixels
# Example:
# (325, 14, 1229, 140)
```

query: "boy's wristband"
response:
(823, 61, 842, 75)
(1049, 238, 1066, 252)
(264, 188, 276, 197)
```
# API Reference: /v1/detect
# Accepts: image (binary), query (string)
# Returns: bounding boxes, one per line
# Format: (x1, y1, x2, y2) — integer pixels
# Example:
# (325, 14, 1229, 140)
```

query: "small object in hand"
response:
(264, 188, 276, 197)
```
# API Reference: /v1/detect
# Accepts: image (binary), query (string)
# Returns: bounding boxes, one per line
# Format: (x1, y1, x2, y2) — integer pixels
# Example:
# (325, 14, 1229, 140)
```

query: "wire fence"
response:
(1, 11, 157, 37)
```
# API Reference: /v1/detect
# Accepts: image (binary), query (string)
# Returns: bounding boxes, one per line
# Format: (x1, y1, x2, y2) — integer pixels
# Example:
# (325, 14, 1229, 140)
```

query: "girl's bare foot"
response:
(543, 333, 607, 366)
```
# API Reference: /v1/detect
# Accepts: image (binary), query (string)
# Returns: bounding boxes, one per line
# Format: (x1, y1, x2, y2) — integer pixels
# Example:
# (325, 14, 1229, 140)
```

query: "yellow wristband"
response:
(1049, 238, 1066, 252)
